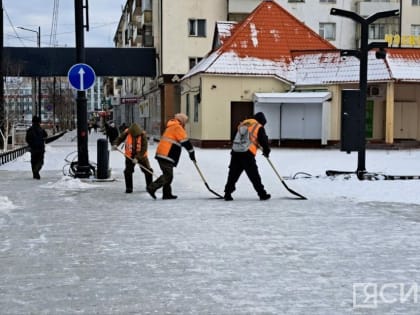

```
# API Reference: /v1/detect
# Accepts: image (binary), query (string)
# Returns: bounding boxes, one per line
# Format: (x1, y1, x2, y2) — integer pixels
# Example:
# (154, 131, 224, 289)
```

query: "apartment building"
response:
(110, 0, 420, 145)
(110, 0, 226, 135)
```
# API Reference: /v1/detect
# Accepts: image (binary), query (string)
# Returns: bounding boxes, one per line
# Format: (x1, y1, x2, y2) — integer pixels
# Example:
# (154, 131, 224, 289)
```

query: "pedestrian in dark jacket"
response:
(105, 122, 119, 146)
(25, 116, 48, 180)
(112, 123, 153, 193)
(119, 122, 127, 133)
(146, 113, 196, 200)
(223, 112, 271, 201)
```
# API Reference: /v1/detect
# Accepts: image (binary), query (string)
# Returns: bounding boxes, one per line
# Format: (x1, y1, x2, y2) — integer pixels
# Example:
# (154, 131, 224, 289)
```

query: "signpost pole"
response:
(74, 0, 90, 178)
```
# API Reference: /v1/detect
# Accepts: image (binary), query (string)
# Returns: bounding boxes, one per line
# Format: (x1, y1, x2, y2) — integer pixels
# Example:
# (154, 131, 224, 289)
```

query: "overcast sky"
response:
(3, 0, 125, 48)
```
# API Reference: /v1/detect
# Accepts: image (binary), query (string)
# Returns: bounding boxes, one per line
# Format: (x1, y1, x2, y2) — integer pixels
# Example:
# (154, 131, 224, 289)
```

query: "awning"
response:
(253, 91, 332, 104)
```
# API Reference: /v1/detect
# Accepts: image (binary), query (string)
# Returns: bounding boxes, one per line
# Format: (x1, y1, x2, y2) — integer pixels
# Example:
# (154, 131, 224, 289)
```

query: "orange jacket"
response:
(156, 119, 194, 166)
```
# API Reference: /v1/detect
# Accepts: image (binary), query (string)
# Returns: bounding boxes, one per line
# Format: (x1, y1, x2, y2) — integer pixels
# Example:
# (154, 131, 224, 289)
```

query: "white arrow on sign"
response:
(78, 67, 86, 90)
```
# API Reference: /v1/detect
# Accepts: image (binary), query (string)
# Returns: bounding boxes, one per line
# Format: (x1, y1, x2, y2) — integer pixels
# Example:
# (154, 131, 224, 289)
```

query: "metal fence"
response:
(0, 131, 66, 166)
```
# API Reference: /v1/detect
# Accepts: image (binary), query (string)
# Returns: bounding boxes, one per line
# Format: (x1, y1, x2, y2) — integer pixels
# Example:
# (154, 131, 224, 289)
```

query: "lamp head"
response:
(375, 48, 387, 59)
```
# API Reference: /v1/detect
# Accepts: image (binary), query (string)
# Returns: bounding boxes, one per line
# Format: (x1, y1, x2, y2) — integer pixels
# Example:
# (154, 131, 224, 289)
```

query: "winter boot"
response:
(125, 175, 133, 193)
(162, 185, 176, 200)
(162, 194, 178, 200)
(224, 193, 233, 201)
(145, 173, 153, 187)
(259, 193, 271, 201)
(146, 184, 157, 199)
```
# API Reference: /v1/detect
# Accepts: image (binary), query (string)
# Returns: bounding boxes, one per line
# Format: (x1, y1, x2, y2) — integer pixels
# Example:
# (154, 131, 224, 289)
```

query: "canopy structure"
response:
(253, 91, 332, 104)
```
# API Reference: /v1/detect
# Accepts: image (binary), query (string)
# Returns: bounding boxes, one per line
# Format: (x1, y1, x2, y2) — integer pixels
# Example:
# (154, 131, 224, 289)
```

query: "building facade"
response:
(109, 0, 420, 146)
(180, 1, 420, 147)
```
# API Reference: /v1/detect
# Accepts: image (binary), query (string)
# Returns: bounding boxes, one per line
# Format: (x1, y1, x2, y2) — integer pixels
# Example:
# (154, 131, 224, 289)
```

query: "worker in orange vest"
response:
(113, 123, 153, 193)
(223, 112, 271, 201)
(146, 113, 196, 200)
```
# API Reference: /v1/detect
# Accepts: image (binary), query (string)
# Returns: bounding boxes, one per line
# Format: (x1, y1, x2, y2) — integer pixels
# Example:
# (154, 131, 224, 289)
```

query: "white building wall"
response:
(153, 0, 227, 75)
(401, 1, 420, 36)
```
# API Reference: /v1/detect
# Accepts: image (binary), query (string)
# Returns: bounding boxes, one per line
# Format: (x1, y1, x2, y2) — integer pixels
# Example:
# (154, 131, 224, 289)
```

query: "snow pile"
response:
(40, 176, 100, 191)
(0, 196, 18, 211)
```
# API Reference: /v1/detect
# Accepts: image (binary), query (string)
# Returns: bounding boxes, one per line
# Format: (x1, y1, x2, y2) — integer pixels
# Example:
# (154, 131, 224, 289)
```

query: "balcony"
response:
(356, 1, 399, 18)
(142, 10, 152, 25)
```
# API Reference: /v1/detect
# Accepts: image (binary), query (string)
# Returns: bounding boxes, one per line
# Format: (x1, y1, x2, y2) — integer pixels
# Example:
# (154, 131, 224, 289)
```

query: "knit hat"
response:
(32, 116, 41, 124)
(174, 113, 188, 125)
(254, 112, 267, 125)
(128, 123, 142, 136)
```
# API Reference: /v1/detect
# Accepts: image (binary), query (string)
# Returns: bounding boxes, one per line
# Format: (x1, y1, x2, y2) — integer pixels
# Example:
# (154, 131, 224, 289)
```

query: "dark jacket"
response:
(253, 112, 270, 157)
(26, 124, 48, 153)
(105, 124, 119, 144)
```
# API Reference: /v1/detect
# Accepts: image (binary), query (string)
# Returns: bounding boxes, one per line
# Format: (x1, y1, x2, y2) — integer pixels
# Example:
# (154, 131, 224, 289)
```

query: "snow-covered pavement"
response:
(1, 130, 420, 314)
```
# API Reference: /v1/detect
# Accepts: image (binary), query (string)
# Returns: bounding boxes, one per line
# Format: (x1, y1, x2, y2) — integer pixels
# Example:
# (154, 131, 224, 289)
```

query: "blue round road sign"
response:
(67, 63, 96, 91)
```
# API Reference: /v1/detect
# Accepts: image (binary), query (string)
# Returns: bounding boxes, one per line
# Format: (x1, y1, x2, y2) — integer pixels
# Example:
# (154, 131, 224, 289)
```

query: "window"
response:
(412, 25, 420, 35)
(186, 94, 190, 118)
(193, 94, 200, 122)
(369, 23, 386, 40)
(189, 57, 203, 69)
(320, 0, 336, 3)
(319, 23, 336, 40)
(413, 0, 420, 6)
(189, 19, 206, 37)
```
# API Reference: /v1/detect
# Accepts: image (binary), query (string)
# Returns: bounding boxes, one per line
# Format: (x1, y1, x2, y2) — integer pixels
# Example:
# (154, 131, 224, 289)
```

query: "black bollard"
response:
(97, 138, 109, 179)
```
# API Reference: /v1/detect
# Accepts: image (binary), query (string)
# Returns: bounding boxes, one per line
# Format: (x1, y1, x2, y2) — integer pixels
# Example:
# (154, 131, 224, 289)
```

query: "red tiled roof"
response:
(219, 0, 336, 62)
(386, 48, 420, 81)
(184, 1, 420, 84)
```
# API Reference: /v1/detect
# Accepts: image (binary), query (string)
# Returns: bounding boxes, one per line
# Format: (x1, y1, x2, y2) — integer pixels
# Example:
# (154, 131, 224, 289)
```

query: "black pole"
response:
(0, 0, 4, 147)
(399, 0, 402, 48)
(357, 20, 368, 177)
(53, 76, 56, 134)
(331, 8, 399, 180)
(74, 0, 90, 178)
(37, 26, 41, 119)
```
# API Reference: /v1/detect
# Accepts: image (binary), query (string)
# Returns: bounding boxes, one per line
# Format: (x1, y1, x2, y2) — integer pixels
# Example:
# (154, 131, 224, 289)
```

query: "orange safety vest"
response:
(124, 130, 147, 158)
(247, 121, 261, 155)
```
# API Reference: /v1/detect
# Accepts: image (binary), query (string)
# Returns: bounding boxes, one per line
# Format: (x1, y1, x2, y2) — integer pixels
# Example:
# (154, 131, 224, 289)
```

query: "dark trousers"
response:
(31, 151, 45, 178)
(148, 159, 174, 197)
(224, 151, 267, 197)
(124, 157, 153, 190)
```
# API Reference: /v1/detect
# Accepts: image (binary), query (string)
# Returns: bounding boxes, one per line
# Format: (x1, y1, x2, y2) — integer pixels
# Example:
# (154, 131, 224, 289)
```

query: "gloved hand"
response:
(111, 145, 118, 151)
(132, 158, 138, 164)
(263, 148, 270, 158)
(189, 151, 196, 161)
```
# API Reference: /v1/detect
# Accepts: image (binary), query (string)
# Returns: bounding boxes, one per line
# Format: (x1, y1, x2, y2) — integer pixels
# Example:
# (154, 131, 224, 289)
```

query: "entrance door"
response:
(394, 102, 418, 139)
(230, 102, 253, 141)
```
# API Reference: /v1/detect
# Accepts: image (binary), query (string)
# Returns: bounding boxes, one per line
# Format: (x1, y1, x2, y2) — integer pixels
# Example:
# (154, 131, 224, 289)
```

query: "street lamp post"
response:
(17, 26, 41, 119)
(330, 8, 399, 179)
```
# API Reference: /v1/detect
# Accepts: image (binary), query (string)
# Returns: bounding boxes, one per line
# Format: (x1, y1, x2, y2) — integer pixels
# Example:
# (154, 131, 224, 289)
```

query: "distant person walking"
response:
(223, 112, 271, 201)
(25, 116, 48, 180)
(119, 122, 127, 133)
(146, 113, 196, 200)
(105, 122, 119, 146)
(113, 123, 153, 193)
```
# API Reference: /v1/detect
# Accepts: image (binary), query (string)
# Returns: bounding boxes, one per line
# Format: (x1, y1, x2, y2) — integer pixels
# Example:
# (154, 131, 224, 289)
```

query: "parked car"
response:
(14, 123, 31, 131)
